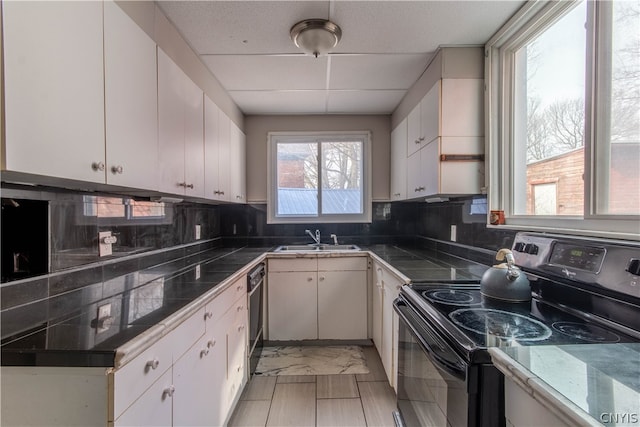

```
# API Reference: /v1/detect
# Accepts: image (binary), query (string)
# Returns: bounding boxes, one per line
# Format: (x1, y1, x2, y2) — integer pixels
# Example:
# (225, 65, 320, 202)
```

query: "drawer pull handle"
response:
(204, 311, 213, 320)
(146, 359, 160, 370)
(200, 348, 210, 358)
(91, 162, 105, 172)
(237, 365, 241, 372)
(111, 165, 124, 174)
(207, 339, 216, 348)
(238, 325, 245, 332)
(237, 285, 243, 291)
(237, 305, 244, 312)
(162, 385, 175, 399)
(319, 276, 325, 281)
(307, 277, 313, 282)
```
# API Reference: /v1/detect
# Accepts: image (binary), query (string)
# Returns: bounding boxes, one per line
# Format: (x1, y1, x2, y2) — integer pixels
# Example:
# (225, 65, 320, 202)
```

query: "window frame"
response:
(485, 0, 639, 240)
(267, 131, 372, 224)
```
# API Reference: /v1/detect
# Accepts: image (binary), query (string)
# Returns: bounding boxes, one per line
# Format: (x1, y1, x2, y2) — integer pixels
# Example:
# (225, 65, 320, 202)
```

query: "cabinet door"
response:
(204, 96, 221, 200)
(267, 272, 318, 340)
(441, 79, 483, 137)
(173, 331, 224, 426)
(390, 119, 408, 200)
(382, 276, 402, 388)
(372, 264, 384, 352)
(184, 76, 205, 197)
(157, 49, 186, 195)
(229, 122, 246, 203)
(113, 369, 172, 427)
(217, 111, 232, 201)
(227, 300, 248, 407)
(104, 0, 158, 190)
(420, 81, 441, 145)
(421, 139, 440, 196)
(406, 103, 422, 156)
(318, 270, 367, 339)
(2, 1, 105, 183)
(406, 150, 425, 198)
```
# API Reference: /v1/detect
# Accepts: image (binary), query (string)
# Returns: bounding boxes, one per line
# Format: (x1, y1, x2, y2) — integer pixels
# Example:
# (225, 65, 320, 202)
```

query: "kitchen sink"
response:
(274, 244, 361, 252)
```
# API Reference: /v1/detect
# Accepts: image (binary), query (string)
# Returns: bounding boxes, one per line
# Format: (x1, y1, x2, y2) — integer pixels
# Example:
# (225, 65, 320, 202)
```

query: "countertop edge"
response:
(488, 348, 601, 427)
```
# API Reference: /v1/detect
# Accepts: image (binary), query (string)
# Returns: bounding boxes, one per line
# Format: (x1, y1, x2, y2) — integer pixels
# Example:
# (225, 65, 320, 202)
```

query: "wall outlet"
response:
(195, 264, 201, 280)
(195, 224, 201, 240)
(450, 225, 457, 242)
(96, 303, 112, 333)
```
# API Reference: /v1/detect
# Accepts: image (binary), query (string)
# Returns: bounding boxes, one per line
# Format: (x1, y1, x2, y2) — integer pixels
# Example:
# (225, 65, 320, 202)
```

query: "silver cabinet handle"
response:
(238, 325, 245, 332)
(162, 385, 175, 399)
(419, 136, 425, 141)
(393, 192, 401, 196)
(237, 285, 243, 291)
(307, 277, 313, 282)
(204, 311, 213, 320)
(207, 339, 216, 348)
(200, 348, 209, 358)
(414, 139, 421, 144)
(91, 162, 105, 172)
(319, 276, 325, 281)
(111, 165, 123, 174)
(186, 183, 194, 189)
(146, 359, 160, 370)
(237, 305, 244, 312)
(178, 182, 187, 187)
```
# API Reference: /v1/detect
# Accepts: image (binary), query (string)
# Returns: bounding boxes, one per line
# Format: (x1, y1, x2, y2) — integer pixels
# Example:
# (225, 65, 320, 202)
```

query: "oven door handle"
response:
(394, 299, 467, 381)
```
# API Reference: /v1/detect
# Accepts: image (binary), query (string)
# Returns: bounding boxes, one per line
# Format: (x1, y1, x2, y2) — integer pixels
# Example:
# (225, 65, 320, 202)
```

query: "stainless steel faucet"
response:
(305, 229, 321, 245)
(330, 234, 339, 245)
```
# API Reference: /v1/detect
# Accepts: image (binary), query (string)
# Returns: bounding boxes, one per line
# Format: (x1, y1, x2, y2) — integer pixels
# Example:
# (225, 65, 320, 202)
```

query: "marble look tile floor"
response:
(256, 346, 370, 376)
(229, 346, 397, 427)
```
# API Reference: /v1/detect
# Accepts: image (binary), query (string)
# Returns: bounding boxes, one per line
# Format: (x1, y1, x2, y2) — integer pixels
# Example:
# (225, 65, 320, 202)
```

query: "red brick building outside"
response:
(526, 143, 640, 215)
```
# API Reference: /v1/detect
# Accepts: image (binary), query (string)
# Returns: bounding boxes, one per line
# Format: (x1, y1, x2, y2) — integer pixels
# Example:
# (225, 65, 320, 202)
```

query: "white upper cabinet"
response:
(390, 118, 408, 200)
(104, 0, 158, 190)
(204, 96, 232, 202)
(2, 1, 105, 183)
(229, 122, 247, 203)
(158, 48, 204, 197)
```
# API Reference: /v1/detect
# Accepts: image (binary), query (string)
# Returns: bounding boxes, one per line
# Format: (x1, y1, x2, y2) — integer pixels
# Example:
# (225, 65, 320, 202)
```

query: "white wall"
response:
(244, 115, 391, 203)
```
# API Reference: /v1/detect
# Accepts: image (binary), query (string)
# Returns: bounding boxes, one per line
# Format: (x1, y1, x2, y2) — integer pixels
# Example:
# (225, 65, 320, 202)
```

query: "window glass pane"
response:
(599, 1, 640, 215)
(513, 2, 586, 215)
(276, 142, 318, 216)
(533, 182, 557, 215)
(321, 141, 363, 214)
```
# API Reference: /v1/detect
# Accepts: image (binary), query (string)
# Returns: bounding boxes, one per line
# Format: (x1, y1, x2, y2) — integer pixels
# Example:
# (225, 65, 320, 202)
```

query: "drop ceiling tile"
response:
(157, 1, 329, 55)
(229, 90, 327, 115)
(327, 90, 406, 114)
(329, 54, 430, 90)
(201, 55, 328, 91)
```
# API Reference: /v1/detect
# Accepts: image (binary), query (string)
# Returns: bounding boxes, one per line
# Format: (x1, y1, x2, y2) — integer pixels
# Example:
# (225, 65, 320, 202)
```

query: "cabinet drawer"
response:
(318, 256, 367, 271)
(205, 277, 247, 325)
(112, 306, 205, 419)
(113, 369, 173, 427)
(269, 257, 317, 272)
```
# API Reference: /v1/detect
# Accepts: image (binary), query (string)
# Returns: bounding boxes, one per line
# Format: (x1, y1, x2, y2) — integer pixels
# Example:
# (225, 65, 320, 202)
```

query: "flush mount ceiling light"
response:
(290, 19, 342, 58)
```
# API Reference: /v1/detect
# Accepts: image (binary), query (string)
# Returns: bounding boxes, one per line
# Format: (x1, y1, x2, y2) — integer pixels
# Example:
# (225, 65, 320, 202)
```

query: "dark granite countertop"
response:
(1, 244, 488, 367)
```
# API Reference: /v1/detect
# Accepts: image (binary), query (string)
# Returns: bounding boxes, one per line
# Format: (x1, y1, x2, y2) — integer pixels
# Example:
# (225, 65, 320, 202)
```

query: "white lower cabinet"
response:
(114, 369, 173, 427)
(267, 256, 368, 341)
(371, 259, 406, 390)
(268, 270, 318, 340)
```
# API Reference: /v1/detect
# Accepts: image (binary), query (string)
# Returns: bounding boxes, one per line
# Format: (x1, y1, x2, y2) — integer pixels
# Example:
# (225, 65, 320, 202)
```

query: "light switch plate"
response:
(195, 264, 201, 280)
(195, 224, 201, 240)
(99, 231, 113, 257)
(450, 225, 457, 242)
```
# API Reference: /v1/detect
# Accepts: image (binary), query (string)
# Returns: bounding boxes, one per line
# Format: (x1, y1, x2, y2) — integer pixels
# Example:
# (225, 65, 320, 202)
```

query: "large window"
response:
(486, 0, 639, 238)
(267, 132, 371, 223)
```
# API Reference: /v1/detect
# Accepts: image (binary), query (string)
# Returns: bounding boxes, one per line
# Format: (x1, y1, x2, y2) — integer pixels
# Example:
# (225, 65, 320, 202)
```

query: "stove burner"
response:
(450, 308, 552, 341)
(552, 322, 621, 343)
(422, 289, 482, 306)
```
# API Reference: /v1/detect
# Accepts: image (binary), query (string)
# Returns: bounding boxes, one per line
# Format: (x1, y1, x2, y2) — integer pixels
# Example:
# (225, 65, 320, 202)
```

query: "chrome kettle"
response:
(480, 248, 531, 302)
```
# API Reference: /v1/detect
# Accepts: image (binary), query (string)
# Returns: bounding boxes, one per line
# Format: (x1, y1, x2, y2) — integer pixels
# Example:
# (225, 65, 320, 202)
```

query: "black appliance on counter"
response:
(393, 232, 640, 427)
(247, 262, 265, 375)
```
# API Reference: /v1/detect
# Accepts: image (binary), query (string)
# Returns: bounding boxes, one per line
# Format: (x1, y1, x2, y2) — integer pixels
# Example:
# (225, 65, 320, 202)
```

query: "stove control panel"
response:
(512, 232, 640, 299)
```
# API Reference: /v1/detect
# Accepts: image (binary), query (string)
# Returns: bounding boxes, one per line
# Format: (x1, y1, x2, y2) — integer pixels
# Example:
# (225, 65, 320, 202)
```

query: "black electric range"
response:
(393, 232, 640, 427)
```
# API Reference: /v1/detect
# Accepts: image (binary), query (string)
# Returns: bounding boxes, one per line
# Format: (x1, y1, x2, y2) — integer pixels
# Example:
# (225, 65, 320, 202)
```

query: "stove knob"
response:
(524, 243, 539, 255)
(514, 242, 526, 252)
(626, 259, 640, 276)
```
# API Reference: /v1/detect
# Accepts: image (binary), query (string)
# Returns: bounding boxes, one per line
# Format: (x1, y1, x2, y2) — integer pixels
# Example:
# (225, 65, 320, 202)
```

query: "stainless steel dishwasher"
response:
(247, 263, 265, 375)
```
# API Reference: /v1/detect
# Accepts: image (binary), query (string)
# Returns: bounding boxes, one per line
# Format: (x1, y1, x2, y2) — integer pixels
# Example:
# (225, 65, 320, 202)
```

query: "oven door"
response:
(394, 296, 471, 427)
